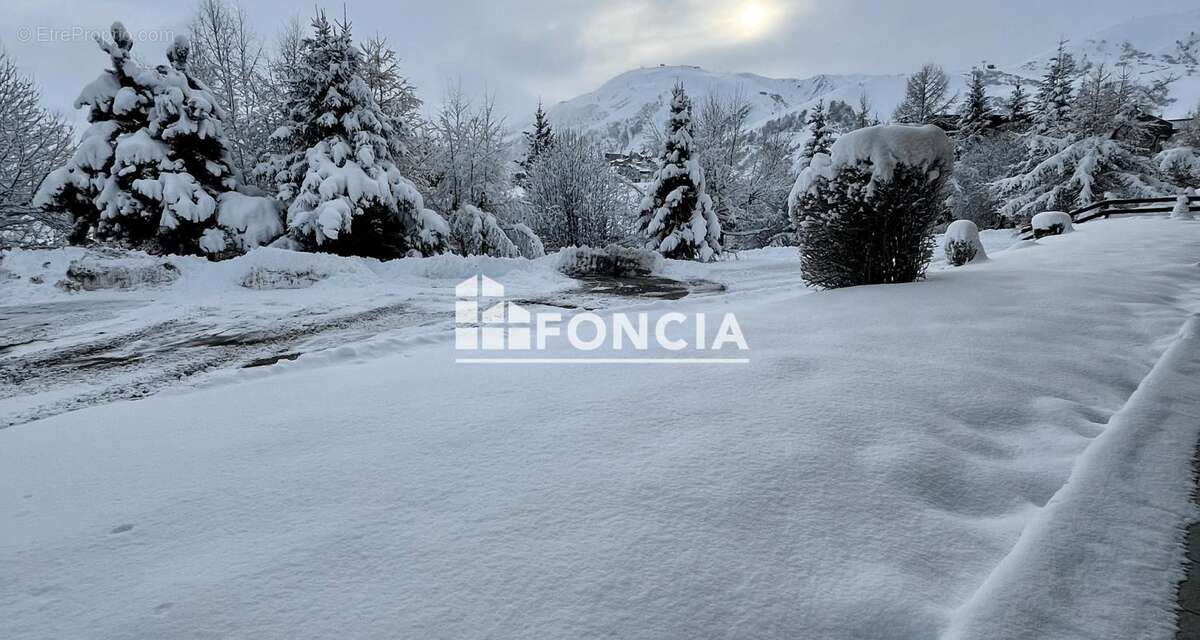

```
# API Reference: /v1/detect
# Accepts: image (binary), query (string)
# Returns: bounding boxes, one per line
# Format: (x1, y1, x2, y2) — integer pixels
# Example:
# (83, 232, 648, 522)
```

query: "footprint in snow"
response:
(110, 523, 135, 534)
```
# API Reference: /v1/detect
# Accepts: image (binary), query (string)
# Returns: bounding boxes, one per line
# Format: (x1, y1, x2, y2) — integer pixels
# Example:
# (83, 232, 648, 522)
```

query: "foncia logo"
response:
(454, 275, 749, 364)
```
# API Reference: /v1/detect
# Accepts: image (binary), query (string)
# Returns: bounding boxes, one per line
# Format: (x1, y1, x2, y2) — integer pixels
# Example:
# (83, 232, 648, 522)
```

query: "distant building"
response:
(605, 152, 657, 182)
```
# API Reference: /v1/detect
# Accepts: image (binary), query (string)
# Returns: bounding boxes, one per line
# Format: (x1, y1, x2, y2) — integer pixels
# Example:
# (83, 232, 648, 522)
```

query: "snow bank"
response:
(1031, 211, 1073, 237)
(556, 244, 663, 277)
(946, 316, 1200, 640)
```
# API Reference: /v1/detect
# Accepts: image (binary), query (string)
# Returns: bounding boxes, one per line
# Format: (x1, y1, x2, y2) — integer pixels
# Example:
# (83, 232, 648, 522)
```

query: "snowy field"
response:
(2, 216, 1200, 639)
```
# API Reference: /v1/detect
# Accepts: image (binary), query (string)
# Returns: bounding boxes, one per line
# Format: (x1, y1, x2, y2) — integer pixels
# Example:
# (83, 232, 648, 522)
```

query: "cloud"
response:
(2, 0, 1194, 127)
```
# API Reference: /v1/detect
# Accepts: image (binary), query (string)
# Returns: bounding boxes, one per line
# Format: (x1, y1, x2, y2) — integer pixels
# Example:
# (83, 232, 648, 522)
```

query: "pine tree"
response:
(259, 12, 447, 258)
(359, 34, 422, 158)
(1035, 39, 1076, 134)
(958, 68, 992, 136)
(1006, 80, 1032, 129)
(141, 35, 244, 254)
(522, 100, 555, 170)
(801, 101, 834, 162)
(34, 23, 152, 245)
(636, 83, 721, 261)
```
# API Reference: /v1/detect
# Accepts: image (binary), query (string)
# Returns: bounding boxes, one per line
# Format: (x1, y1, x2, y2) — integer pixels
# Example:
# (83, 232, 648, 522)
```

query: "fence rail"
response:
(1018, 195, 1198, 238)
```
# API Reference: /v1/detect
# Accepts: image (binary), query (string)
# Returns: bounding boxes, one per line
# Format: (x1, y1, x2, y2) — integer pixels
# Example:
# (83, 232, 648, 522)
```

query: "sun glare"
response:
(734, 2, 772, 39)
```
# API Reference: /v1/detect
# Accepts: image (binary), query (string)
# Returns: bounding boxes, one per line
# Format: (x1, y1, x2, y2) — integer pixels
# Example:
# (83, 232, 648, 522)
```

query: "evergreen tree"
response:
(259, 12, 447, 258)
(958, 68, 992, 136)
(36, 26, 248, 255)
(1006, 80, 1032, 129)
(522, 100, 555, 171)
(34, 23, 152, 245)
(636, 83, 721, 261)
(1035, 39, 1076, 134)
(359, 34, 422, 158)
(801, 101, 834, 162)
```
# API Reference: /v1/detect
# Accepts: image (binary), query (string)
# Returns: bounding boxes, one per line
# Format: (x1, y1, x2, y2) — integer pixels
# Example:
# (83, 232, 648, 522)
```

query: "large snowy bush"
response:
(258, 12, 446, 259)
(789, 125, 953, 288)
(1156, 147, 1200, 190)
(635, 83, 722, 262)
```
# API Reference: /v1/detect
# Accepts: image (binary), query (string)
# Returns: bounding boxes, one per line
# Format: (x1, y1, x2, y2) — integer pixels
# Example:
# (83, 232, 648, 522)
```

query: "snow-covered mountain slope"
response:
(548, 10, 1200, 152)
(1020, 9, 1200, 118)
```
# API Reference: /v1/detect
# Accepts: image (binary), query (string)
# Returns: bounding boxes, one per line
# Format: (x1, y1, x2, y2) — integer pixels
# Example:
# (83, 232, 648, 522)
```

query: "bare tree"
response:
(427, 83, 511, 213)
(893, 63, 956, 124)
(526, 129, 634, 248)
(188, 0, 271, 181)
(695, 88, 752, 240)
(0, 47, 74, 248)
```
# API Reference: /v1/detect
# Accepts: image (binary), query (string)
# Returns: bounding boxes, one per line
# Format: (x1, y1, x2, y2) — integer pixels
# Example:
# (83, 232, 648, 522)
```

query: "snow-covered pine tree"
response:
(33, 23, 152, 245)
(134, 35, 247, 254)
(259, 12, 447, 259)
(1006, 80, 1032, 130)
(1035, 39, 1076, 134)
(636, 83, 721, 261)
(958, 68, 992, 136)
(801, 100, 834, 163)
(448, 205, 521, 257)
(522, 100, 555, 171)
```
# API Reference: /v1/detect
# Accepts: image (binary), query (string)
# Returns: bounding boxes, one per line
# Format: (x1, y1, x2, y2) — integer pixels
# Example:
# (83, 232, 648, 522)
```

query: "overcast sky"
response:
(2, 0, 1196, 123)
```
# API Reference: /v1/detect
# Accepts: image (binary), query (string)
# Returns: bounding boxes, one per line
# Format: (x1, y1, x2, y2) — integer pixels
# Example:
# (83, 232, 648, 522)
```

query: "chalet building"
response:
(605, 152, 657, 182)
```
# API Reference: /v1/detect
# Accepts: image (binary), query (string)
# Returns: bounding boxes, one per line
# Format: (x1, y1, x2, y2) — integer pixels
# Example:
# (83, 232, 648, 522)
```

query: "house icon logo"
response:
(455, 275, 532, 351)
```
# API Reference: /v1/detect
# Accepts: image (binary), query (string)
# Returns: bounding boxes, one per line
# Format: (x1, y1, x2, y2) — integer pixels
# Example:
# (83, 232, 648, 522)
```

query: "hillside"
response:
(547, 10, 1200, 152)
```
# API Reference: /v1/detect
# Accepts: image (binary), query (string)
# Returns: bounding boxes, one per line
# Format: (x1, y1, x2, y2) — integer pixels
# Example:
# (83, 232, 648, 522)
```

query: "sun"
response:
(733, 2, 773, 39)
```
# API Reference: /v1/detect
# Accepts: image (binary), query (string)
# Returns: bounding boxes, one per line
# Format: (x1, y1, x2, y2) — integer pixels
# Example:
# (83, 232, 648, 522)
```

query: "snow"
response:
(2, 217, 1200, 639)
(830, 124, 953, 185)
(1031, 211, 1074, 234)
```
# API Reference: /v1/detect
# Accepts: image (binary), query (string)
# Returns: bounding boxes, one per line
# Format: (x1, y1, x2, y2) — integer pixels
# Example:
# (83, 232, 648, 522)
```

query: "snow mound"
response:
(57, 252, 182, 291)
(556, 244, 663, 277)
(216, 192, 285, 253)
(1031, 211, 1074, 237)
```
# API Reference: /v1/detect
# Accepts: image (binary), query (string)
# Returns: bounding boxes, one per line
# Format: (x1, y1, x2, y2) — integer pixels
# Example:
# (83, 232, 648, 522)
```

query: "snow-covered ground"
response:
(2, 216, 1199, 639)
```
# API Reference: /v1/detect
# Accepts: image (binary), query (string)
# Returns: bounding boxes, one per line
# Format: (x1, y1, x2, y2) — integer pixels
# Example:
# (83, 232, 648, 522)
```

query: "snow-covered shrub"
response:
(1031, 211, 1074, 238)
(635, 83, 722, 262)
(790, 125, 954, 288)
(943, 220, 987, 266)
(1171, 191, 1195, 220)
(504, 223, 546, 259)
(448, 206, 521, 258)
(1155, 147, 1200, 190)
(557, 244, 662, 278)
(205, 191, 285, 256)
(258, 12, 446, 259)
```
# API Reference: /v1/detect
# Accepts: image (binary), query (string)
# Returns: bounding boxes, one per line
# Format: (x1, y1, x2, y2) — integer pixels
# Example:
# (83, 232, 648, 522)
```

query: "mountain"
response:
(546, 11, 1200, 153)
